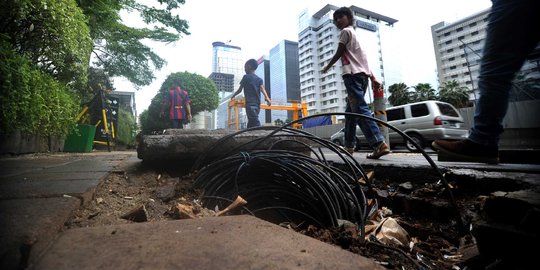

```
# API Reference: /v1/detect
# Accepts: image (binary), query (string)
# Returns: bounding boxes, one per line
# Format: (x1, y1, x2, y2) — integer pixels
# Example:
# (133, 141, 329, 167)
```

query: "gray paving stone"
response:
(33, 215, 384, 270)
(0, 197, 80, 270)
(1, 171, 107, 182)
(0, 178, 103, 203)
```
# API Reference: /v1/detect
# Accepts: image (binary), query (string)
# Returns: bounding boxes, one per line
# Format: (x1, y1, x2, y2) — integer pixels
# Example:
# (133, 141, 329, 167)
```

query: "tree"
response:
(411, 83, 437, 102)
(87, 67, 115, 99)
(438, 80, 471, 108)
(139, 71, 219, 134)
(1, 0, 92, 91)
(77, 0, 190, 86)
(1, 0, 86, 136)
(388, 83, 410, 106)
(1, 40, 79, 136)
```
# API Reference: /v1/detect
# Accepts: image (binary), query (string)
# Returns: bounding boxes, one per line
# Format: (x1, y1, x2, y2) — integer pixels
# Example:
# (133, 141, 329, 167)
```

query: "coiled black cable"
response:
(192, 112, 465, 239)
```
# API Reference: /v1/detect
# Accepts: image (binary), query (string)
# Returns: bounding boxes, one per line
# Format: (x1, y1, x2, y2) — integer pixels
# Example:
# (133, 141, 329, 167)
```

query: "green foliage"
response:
(79, 0, 190, 86)
(438, 80, 471, 108)
(86, 67, 114, 100)
(1, 0, 92, 92)
(388, 83, 410, 106)
(139, 99, 169, 134)
(411, 83, 437, 102)
(139, 71, 219, 134)
(159, 72, 219, 115)
(115, 106, 137, 147)
(1, 39, 79, 136)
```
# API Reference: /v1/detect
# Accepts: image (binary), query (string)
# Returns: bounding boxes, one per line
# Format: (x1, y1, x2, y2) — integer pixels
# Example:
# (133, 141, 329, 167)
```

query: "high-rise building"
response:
(211, 41, 245, 129)
(432, 8, 540, 101)
(431, 9, 490, 101)
(297, 4, 398, 120)
(211, 41, 244, 92)
(214, 40, 301, 128)
(268, 40, 301, 122)
(207, 72, 234, 129)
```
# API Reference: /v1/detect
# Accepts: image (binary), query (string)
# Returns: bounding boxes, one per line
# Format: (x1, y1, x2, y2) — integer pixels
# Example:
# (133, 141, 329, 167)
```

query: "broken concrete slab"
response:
(34, 215, 384, 270)
(0, 197, 80, 270)
(137, 128, 311, 163)
(137, 129, 309, 163)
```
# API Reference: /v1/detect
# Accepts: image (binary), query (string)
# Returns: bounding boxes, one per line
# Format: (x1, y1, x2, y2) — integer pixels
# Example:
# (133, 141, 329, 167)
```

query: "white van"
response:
(330, 100, 468, 152)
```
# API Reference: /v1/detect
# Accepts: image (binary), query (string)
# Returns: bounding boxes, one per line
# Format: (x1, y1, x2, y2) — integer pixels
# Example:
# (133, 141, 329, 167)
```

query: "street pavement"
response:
(1, 150, 538, 269)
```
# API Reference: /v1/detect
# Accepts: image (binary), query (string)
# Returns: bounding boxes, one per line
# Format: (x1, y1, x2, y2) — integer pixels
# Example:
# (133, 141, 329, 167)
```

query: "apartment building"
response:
(431, 9, 490, 100)
(432, 8, 540, 101)
(297, 4, 398, 118)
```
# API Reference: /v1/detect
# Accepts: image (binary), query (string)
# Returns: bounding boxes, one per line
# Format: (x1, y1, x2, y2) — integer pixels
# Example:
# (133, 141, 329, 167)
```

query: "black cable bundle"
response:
(194, 149, 367, 228)
(192, 125, 372, 238)
(192, 112, 465, 237)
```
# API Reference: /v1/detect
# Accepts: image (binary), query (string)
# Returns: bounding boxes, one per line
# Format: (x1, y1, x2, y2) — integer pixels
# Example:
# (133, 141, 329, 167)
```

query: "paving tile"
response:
(34, 215, 384, 270)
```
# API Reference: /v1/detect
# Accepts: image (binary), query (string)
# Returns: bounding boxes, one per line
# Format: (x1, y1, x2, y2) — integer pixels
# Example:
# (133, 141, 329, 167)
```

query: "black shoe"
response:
(432, 139, 499, 164)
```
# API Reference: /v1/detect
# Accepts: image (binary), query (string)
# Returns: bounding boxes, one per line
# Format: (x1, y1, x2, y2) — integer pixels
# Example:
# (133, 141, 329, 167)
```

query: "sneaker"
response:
(366, 142, 391, 159)
(432, 139, 499, 164)
(345, 147, 355, 155)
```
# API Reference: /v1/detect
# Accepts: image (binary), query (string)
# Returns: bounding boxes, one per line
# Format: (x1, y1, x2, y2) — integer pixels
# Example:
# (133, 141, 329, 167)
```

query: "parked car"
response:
(329, 100, 468, 152)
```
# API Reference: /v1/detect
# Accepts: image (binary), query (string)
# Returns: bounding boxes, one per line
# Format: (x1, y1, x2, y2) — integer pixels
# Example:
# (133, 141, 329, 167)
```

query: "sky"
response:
(115, 0, 493, 115)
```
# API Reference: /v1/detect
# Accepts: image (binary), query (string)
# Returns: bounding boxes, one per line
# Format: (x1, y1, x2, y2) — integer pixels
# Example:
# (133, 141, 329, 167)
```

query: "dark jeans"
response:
(469, 0, 540, 147)
(171, 119, 184, 129)
(343, 73, 384, 148)
(246, 104, 261, 128)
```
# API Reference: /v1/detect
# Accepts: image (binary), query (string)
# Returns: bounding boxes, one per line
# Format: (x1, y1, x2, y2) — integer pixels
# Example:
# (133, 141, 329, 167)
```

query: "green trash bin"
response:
(63, 124, 96, 152)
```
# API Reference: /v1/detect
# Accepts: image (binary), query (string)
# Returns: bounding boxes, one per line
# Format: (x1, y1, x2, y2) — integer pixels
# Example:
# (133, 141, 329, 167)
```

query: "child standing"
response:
(230, 59, 272, 128)
(322, 6, 390, 159)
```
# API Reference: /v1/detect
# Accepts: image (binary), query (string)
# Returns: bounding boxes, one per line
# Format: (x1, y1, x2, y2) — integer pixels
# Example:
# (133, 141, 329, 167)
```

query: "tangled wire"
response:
(190, 113, 464, 239)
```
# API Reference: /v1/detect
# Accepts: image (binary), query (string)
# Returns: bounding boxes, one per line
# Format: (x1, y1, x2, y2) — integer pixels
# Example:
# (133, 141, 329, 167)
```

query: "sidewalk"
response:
(0, 151, 385, 270)
(0, 152, 136, 269)
(1, 150, 538, 269)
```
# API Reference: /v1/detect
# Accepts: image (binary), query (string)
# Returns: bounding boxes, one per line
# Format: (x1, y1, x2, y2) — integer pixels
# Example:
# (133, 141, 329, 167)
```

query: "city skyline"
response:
(115, 0, 492, 115)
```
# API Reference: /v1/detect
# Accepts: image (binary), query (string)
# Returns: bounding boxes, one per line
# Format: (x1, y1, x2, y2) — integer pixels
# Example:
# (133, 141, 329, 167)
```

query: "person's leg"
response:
(469, 0, 540, 147)
(178, 120, 184, 129)
(171, 119, 178, 129)
(342, 74, 384, 147)
(343, 98, 356, 151)
(433, 0, 539, 164)
(246, 104, 261, 128)
(343, 74, 389, 159)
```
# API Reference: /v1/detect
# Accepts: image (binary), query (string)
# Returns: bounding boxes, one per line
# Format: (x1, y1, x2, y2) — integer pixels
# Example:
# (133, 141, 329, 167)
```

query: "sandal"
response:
(366, 142, 390, 159)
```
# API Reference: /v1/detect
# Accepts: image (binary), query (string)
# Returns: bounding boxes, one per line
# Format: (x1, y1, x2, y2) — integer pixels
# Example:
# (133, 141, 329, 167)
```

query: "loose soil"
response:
(65, 159, 481, 270)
